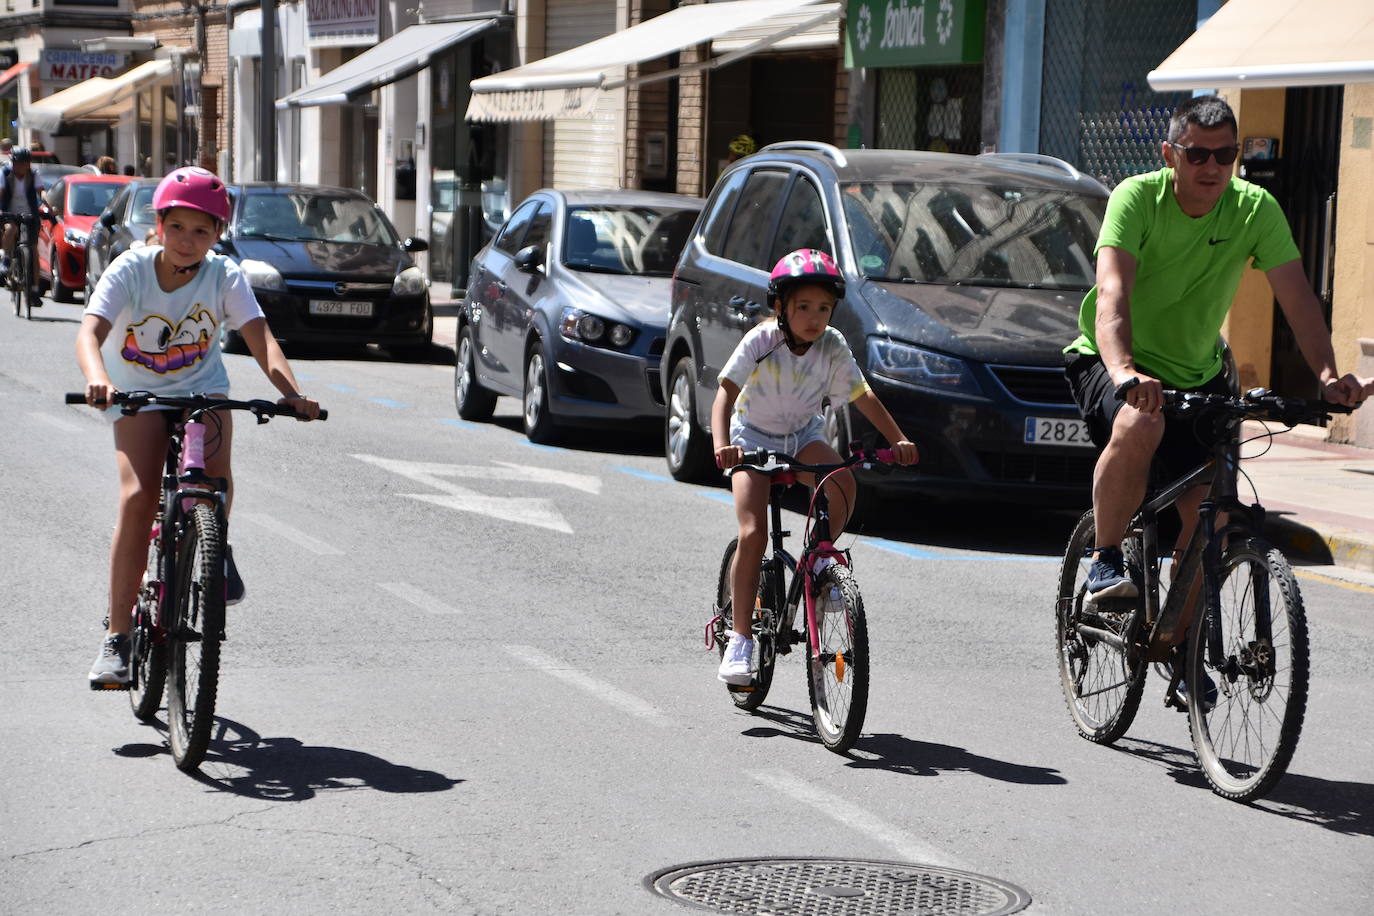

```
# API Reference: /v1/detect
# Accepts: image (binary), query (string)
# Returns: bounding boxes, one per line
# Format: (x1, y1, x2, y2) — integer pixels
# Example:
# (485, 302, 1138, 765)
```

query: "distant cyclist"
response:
(1064, 95, 1372, 603)
(711, 249, 917, 685)
(77, 166, 321, 687)
(0, 147, 47, 284)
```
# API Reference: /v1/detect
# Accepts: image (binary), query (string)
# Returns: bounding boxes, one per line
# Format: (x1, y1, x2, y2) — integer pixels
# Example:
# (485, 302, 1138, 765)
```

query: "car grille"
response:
(988, 365, 1075, 406)
(976, 449, 1096, 485)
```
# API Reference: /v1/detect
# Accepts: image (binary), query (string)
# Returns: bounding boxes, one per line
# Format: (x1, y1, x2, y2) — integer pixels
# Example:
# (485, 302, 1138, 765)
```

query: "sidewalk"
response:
(431, 280, 461, 349)
(1239, 420, 1374, 575)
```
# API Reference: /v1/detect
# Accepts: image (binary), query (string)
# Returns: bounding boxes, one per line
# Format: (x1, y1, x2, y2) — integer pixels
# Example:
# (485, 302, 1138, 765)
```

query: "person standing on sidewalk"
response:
(1064, 94, 1372, 599)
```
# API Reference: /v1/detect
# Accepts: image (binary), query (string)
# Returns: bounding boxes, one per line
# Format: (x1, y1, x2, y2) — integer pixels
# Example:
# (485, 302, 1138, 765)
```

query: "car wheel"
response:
(455, 325, 497, 421)
(51, 249, 76, 303)
(664, 356, 714, 482)
(523, 343, 562, 444)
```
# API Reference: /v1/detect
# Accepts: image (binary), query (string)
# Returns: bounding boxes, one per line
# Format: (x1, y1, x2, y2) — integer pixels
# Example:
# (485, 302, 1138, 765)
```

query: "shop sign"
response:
(846, 0, 984, 69)
(39, 50, 127, 83)
(466, 86, 598, 123)
(305, 0, 380, 48)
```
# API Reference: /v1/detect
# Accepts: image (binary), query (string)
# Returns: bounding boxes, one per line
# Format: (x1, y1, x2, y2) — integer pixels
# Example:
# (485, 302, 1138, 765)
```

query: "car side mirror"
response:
(514, 243, 544, 273)
(403, 236, 429, 253)
(100, 211, 117, 229)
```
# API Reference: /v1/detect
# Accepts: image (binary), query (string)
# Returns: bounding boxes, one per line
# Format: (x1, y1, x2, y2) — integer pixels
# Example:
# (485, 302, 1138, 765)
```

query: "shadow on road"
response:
(115, 715, 462, 800)
(1116, 736, 1374, 835)
(741, 706, 1065, 784)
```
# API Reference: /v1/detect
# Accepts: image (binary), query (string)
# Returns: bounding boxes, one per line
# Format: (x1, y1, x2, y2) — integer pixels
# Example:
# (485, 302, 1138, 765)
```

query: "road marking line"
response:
(521, 441, 570, 454)
(379, 582, 462, 615)
(1294, 568, 1374, 595)
(369, 398, 410, 408)
(864, 538, 944, 560)
(503, 645, 671, 728)
(438, 417, 480, 430)
(29, 411, 83, 433)
(751, 769, 967, 869)
(699, 491, 734, 505)
(329, 384, 356, 392)
(611, 465, 673, 483)
(235, 512, 344, 555)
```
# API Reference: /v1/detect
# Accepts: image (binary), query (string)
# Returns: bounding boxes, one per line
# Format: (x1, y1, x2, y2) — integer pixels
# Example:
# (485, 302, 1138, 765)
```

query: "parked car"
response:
(662, 143, 1109, 503)
(38, 173, 132, 301)
(455, 188, 704, 443)
(85, 178, 159, 299)
(33, 162, 86, 187)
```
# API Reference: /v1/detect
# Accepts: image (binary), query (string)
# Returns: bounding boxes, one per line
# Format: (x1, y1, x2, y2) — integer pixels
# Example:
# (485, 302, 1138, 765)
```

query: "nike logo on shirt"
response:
(1208, 238, 1229, 245)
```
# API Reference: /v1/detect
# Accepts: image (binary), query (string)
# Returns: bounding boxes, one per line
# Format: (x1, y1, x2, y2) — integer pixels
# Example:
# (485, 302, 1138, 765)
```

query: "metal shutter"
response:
(543, 0, 624, 189)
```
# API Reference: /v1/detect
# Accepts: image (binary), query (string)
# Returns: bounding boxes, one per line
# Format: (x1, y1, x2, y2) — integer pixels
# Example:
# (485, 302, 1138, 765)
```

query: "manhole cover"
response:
(647, 857, 1031, 915)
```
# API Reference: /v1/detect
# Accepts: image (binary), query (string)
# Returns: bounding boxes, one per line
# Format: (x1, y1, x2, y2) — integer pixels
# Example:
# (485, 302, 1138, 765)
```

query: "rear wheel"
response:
(715, 537, 777, 711)
(665, 357, 713, 482)
(1188, 538, 1308, 802)
(166, 505, 225, 772)
(128, 582, 168, 722)
(1055, 510, 1147, 744)
(806, 562, 869, 752)
(455, 325, 497, 420)
(523, 344, 561, 443)
(14, 243, 30, 318)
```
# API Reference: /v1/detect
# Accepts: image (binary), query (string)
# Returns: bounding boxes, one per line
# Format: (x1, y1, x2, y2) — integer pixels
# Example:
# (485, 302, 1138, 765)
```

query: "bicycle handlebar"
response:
(1114, 377, 1358, 425)
(731, 446, 899, 476)
(65, 390, 327, 422)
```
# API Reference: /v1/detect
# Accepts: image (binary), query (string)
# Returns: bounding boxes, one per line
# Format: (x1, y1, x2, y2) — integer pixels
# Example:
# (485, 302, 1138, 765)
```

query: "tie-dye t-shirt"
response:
(85, 247, 263, 400)
(720, 321, 870, 437)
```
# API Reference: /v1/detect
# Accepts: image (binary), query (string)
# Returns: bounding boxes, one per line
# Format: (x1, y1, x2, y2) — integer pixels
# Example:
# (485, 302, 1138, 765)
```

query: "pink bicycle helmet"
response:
(767, 248, 845, 307)
(152, 167, 230, 223)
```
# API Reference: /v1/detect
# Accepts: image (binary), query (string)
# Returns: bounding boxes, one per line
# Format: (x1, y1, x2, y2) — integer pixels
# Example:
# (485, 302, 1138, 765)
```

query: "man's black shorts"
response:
(1064, 352, 1232, 483)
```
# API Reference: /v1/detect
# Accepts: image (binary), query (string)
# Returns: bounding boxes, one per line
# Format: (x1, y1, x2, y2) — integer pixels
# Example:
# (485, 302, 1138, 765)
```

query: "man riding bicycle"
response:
(0, 147, 48, 294)
(1064, 95, 1371, 603)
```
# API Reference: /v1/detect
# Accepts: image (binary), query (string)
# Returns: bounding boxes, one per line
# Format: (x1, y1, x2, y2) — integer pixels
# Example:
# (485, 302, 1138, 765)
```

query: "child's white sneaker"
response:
(717, 631, 755, 685)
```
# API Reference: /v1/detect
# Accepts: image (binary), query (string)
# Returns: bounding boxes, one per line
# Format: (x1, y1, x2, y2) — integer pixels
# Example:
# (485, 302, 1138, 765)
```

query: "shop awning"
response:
(0, 61, 32, 96)
(277, 18, 500, 109)
(467, 0, 839, 122)
(21, 59, 174, 132)
(1148, 0, 1374, 91)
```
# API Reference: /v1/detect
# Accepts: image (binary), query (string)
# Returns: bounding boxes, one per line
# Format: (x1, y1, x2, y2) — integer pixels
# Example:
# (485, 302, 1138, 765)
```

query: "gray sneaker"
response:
(88, 633, 131, 689)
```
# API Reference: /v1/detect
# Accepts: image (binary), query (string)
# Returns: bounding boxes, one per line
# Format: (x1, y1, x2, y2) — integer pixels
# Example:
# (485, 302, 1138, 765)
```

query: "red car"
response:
(39, 173, 132, 302)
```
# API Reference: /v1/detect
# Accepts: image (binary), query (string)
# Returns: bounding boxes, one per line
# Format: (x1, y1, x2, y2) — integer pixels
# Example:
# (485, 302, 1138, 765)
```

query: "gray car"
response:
(455, 188, 703, 443)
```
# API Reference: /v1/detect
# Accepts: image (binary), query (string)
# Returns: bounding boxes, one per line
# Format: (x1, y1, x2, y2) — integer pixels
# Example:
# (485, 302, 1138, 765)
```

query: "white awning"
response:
(467, 0, 839, 122)
(1148, 0, 1374, 91)
(277, 18, 499, 109)
(21, 59, 175, 132)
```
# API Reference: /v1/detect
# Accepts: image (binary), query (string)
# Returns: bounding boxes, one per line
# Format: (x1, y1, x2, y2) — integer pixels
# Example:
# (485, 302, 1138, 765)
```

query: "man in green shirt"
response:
(1065, 95, 1370, 602)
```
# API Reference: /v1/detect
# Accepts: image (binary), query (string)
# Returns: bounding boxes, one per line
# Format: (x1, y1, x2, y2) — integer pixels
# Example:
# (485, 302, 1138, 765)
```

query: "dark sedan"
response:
(85, 178, 159, 299)
(217, 183, 431, 355)
(454, 188, 703, 443)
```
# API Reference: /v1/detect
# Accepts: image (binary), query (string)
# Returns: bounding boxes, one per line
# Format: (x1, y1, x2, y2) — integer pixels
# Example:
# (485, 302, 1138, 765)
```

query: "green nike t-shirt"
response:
(1066, 168, 1300, 388)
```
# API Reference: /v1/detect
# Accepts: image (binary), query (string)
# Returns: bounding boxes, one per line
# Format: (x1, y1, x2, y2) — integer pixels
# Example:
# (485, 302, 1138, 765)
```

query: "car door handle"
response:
(496, 280, 508, 292)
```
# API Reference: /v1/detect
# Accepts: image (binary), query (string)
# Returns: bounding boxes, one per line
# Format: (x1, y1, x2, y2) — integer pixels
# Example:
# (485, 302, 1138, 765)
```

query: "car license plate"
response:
(309, 299, 373, 317)
(1024, 416, 1093, 447)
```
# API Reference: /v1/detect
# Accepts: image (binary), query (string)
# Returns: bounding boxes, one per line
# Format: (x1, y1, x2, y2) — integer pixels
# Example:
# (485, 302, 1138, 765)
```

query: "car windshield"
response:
(563, 205, 700, 276)
(130, 186, 158, 228)
(236, 191, 400, 246)
(70, 183, 123, 217)
(841, 181, 1105, 291)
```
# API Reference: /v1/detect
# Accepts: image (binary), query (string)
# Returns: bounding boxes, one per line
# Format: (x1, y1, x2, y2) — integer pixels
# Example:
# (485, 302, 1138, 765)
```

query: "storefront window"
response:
(876, 65, 983, 154)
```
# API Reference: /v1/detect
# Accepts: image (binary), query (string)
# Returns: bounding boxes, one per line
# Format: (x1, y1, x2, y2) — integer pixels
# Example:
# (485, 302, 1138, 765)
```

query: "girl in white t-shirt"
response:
(76, 167, 322, 688)
(711, 249, 917, 686)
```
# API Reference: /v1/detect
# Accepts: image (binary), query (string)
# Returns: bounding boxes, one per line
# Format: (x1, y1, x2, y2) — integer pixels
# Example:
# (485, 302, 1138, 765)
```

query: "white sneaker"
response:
(717, 631, 755, 685)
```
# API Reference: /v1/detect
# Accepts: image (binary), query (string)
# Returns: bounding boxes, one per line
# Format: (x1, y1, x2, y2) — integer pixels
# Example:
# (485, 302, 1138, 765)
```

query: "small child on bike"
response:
(76, 166, 321, 687)
(712, 248, 917, 685)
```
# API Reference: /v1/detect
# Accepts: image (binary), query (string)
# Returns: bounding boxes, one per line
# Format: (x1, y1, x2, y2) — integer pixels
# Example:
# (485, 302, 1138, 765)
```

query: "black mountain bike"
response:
(3, 213, 48, 319)
(1056, 387, 1357, 801)
(68, 391, 326, 771)
(709, 447, 898, 752)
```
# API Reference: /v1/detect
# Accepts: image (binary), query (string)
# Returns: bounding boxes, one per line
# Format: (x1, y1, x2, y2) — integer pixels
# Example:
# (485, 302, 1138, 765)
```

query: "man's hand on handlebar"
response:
(1320, 372, 1372, 408)
(888, 439, 919, 465)
(1113, 371, 1164, 414)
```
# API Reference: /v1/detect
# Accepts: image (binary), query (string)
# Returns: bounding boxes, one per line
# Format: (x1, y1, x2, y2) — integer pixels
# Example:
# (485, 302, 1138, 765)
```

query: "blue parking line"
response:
(521, 440, 569, 454)
(699, 491, 734, 505)
(864, 538, 945, 560)
(438, 417, 479, 430)
(610, 465, 673, 483)
(328, 384, 356, 392)
(369, 398, 410, 408)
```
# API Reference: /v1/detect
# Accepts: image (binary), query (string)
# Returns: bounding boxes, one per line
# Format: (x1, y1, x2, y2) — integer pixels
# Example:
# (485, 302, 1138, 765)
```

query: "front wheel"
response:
(665, 357, 713, 482)
(523, 344, 561, 444)
(166, 504, 225, 772)
(51, 247, 76, 303)
(18, 244, 35, 319)
(455, 325, 497, 420)
(715, 538, 778, 711)
(1055, 510, 1147, 744)
(1188, 537, 1308, 802)
(806, 563, 869, 752)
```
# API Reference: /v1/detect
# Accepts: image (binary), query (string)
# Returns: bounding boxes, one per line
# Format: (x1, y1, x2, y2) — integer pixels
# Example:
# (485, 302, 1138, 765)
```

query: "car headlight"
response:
(393, 265, 427, 296)
(239, 258, 286, 291)
(867, 338, 983, 397)
(64, 227, 88, 247)
(559, 306, 635, 349)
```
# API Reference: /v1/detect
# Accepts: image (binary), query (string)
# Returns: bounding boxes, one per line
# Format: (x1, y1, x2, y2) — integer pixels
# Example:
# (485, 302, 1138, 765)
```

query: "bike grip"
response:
(1113, 377, 1140, 401)
(64, 392, 85, 404)
(875, 448, 895, 463)
(316, 408, 329, 421)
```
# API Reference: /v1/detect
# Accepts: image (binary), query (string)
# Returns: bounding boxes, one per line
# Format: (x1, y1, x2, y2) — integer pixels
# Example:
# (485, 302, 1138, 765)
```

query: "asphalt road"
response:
(3, 298, 1373, 915)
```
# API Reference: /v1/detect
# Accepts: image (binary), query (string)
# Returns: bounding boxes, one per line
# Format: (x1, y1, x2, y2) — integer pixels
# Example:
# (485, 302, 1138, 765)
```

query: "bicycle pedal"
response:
(89, 680, 132, 692)
(727, 683, 756, 693)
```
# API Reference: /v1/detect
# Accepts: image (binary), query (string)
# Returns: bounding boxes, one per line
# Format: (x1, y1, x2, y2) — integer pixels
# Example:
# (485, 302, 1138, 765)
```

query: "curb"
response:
(1263, 514, 1374, 574)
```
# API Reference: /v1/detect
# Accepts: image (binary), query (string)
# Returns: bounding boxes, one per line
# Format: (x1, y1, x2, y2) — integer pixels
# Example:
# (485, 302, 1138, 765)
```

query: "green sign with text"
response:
(846, 0, 985, 68)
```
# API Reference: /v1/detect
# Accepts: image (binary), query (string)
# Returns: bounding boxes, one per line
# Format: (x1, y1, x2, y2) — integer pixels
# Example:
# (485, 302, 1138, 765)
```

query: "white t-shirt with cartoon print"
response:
(719, 321, 870, 437)
(84, 247, 264, 399)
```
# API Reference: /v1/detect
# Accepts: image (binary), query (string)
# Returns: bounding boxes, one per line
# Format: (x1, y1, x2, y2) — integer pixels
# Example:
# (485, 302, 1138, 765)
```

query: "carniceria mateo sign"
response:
(846, 0, 985, 69)
(39, 50, 127, 83)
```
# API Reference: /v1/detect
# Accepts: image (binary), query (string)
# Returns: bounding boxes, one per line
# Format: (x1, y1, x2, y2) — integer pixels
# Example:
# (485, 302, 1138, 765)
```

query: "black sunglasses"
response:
(1169, 142, 1239, 166)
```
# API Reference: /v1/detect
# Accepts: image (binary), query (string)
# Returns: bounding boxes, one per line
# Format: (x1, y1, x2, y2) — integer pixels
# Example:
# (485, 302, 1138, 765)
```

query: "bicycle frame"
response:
(761, 469, 850, 663)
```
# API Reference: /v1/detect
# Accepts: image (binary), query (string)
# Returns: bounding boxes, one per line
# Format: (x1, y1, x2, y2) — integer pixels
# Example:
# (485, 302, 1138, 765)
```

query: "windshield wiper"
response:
(568, 263, 631, 275)
(241, 233, 320, 243)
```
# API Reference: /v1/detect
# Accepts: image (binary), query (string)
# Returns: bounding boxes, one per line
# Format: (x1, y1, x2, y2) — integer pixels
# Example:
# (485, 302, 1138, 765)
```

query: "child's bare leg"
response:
(108, 412, 171, 634)
(730, 469, 772, 635)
